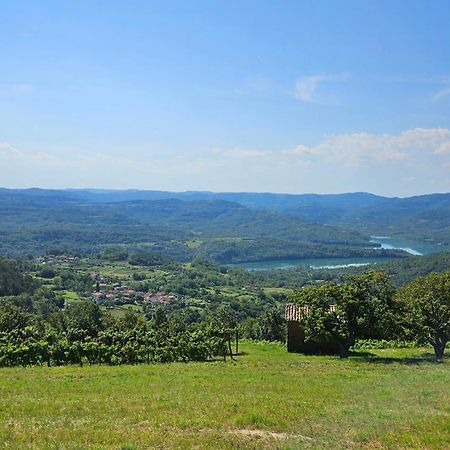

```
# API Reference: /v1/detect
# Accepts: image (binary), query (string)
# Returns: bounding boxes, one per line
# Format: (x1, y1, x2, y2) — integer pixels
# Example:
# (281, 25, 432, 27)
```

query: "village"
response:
(34, 254, 79, 265)
(91, 276, 178, 308)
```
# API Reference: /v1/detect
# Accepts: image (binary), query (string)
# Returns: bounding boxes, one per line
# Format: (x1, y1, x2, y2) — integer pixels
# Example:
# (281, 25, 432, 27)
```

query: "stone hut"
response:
(285, 303, 339, 354)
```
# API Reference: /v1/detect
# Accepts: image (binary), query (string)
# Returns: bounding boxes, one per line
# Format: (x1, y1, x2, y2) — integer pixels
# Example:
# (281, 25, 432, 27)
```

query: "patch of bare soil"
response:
(230, 429, 313, 441)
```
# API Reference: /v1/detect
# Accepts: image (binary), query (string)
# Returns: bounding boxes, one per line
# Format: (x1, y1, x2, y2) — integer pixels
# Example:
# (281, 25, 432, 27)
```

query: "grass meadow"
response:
(0, 342, 449, 449)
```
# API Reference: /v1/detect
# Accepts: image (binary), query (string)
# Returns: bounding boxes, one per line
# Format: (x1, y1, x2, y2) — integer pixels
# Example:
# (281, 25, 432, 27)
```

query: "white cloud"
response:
(215, 148, 272, 158)
(282, 144, 316, 156)
(394, 128, 450, 148)
(283, 128, 450, 167)
(2, 128, 450, 195)
(432, 86, 450, 101)
(0, 143, 22, 157)
(435, 141, 450, 154)
(294, 73, 350, 102)
(294, 75, 324, 102)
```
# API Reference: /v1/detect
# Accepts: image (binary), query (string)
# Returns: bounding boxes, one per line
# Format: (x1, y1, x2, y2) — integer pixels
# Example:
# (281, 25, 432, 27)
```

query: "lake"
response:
(229, 236, 448, 271)
(369, 236, 447, 256)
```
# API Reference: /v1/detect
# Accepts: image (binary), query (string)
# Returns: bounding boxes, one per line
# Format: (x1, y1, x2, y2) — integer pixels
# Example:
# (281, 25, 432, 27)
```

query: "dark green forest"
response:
(9, 188, 447, 243)
(0, 189, 409, 263)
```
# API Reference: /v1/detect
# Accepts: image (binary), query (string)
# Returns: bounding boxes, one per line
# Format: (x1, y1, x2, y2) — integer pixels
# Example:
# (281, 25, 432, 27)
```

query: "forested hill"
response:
(2, 188, 449, 260)
(15, 188, 448, 245)
(0, 189, 405, 263)
(0, 190, 364, 244)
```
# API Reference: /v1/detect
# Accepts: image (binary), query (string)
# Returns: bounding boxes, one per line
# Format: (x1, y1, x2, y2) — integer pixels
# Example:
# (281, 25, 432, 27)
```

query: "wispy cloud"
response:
(210, 128, 450, 171)
(0, 143, 22, 157)
(435, 141, 450, 154)
(432, 86, 450, 101)
(3, 128, 450, 194)
(282, 128, 450, 167)
(282, 144, 315, 156)
(214, 148, 272, 158)
(294, 73, 350, 103)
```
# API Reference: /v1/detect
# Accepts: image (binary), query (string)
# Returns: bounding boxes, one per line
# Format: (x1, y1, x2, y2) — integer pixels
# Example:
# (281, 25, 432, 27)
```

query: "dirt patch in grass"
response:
(230, 429, 313, 441)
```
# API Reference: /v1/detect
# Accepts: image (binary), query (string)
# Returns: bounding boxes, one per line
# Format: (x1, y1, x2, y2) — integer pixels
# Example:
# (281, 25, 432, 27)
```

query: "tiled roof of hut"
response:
(285, 303, 338, 321)
(285, 303, 305, 321)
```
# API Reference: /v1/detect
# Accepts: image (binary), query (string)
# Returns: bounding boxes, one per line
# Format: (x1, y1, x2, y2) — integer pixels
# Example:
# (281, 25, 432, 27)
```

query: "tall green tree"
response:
(256, 307, 286, 342)
(291, 271, 397, 358)
(65, 301, 103, 336)
(0, 301, 31, 332)
(398, 272, 450, 361)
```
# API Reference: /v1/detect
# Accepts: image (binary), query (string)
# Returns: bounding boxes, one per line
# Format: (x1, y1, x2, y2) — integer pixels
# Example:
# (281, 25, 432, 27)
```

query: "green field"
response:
(1, 342, 449, 449)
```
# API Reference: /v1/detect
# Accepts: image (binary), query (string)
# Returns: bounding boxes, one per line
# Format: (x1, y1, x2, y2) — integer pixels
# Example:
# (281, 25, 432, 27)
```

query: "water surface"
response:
(369, 236, 447, 256)
(230, 256, 394, 271)
(229, 236, 448, 271)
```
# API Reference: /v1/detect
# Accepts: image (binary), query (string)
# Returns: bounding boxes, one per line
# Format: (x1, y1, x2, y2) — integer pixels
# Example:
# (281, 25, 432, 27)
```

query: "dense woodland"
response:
(4, 188, 447, 244)
(0, 189, 411, 262)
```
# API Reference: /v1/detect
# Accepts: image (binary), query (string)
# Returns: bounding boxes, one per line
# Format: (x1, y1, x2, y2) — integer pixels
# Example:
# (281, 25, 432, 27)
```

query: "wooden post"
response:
(228, 335, 234, 360)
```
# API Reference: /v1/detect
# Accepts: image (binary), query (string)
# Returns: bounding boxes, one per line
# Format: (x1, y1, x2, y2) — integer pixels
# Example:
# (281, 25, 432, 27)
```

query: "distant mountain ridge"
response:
(68, 190, 450, 244)
(0, 188, 411, 262)
(3, 188, 450, 243)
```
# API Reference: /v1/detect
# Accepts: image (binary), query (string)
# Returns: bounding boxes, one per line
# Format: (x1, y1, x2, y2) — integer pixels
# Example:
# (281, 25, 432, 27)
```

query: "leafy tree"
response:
(212, 304, 238, 331)
(132, 272, 146, 281)
(0, 301, 31, 332)
(33, 297, 60, 319)
(0, 258, 37, 296)
(65, 301, 103, 336)
(146, 305, 169, 330)
(291, 271, 397, 358)
(398, 272, 450, 361)
(118, 311, 146, 331)
(256, 307, 286, 342)
(240, 317, 259, 339)
(209, 304, 238, 359)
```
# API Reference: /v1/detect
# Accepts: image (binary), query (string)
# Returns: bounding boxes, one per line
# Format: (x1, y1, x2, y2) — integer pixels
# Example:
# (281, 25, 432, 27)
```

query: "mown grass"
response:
(0, 342, 449, 449)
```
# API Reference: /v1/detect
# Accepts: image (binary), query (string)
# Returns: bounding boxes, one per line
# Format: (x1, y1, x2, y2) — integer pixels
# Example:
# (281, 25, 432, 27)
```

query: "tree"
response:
(0, 258, 37, 296)
(65, 301, 103, 336)
(256, 307, 286, 342)
(291, 271, 397, 358)
(209, 304, 238, 359)
(0, 302, 31, 332)
(398, 272, 450, 361)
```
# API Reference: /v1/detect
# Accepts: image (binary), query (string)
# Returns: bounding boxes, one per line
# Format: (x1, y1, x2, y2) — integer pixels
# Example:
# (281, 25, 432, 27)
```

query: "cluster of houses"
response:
(34, 254, 79, 264)
(92, 278, 178, 307)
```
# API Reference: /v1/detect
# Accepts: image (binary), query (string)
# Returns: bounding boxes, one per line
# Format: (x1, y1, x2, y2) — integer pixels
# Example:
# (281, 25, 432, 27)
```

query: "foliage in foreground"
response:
(398, 272, 450, 361)
(0, 326, 228, 367)
(291, 271, 450, 360)
(0, 301, 232, 367)
(291, 271, 399, 358)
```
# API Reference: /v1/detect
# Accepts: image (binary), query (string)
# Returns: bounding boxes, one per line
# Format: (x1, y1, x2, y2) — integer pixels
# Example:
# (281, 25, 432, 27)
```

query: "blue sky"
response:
(1, 0, 450, 196)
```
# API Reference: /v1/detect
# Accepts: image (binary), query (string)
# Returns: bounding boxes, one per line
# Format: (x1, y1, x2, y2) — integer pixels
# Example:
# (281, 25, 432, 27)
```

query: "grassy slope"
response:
(0, 343, 449, 449)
